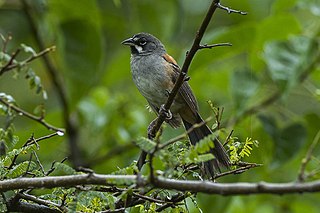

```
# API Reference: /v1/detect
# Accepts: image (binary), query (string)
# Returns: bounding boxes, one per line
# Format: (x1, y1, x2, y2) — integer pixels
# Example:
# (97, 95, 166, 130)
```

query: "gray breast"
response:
(130, 54, 169, 106)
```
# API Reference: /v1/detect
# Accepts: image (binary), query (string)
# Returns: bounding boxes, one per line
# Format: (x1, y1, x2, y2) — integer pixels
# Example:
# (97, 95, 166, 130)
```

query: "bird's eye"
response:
(139, 38, 147, 46)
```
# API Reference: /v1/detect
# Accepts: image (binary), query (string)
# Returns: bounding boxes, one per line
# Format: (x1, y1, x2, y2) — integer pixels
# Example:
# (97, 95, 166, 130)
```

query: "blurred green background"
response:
(0, 0, 320, 212)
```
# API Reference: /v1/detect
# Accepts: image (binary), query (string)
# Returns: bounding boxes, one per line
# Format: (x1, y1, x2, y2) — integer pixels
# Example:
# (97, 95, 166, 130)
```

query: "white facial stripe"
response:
(134, 45, 143, 53)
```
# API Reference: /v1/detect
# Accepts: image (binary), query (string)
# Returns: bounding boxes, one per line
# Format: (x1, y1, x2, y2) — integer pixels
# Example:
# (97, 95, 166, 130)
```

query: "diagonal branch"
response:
(297, 129, 320, 182)
(0, 47, 55, 75)
(148, 0, 246, 138)
(0, 98, 64, 132)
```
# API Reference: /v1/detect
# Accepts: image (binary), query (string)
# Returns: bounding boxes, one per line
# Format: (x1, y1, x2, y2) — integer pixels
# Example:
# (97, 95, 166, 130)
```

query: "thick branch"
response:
(154, 177, 320, 195)
(0, 174, 139, 192)
(1, 174, 320, 195)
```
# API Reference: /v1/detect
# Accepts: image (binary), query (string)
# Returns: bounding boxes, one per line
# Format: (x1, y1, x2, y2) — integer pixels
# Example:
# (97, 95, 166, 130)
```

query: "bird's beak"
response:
(121, 37, 135, 46)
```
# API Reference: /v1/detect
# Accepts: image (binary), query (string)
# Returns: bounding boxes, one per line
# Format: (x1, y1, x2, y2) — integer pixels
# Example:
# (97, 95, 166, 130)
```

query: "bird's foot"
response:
(159, 104, 172, 120)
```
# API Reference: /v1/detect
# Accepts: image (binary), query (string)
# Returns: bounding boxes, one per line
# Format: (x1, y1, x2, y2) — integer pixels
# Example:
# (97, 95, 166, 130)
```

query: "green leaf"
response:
(7, 161, 37, 178)
(51, 162, 76, 175)
(273, 123, 307, 164)
(251, 14, 301, 71)
(264, 36, 319, 93)
(195, 153, 215, 163)
(258, 115, 279, 139)
(193, 134, 215, 154)
(135, 137, 156, 153)
(230, 68, 259, 111)
(21, 44, 37, 56)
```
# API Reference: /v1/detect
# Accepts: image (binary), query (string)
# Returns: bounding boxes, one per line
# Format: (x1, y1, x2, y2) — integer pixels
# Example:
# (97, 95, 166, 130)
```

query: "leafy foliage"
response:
(229, 137, 259, 163)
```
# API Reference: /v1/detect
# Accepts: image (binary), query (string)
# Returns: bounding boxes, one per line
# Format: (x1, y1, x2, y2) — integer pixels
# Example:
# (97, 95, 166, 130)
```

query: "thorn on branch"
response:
(199, 43, 232, 50)
(76, 166, 95, 175)
(184, 76, 190, 81)
(0, 48, 21, 75)
(216, 3, 247, 15)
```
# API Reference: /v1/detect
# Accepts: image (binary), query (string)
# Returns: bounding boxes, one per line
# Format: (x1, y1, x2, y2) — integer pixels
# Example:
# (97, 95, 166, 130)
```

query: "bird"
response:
(122, 32, 230, 179)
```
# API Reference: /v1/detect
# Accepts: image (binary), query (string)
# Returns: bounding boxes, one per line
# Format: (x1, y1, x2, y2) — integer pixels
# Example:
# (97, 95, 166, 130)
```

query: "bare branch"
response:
(0, 174, 320, 196)
(214, 162, 262, 179)
(0, 174, 140, 192)
(154, 177, 320, 195)
(17, 192, 67, 212)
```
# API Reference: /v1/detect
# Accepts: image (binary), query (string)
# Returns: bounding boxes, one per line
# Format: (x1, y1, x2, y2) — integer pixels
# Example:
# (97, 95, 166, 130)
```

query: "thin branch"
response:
(8, 133, 63, 170)
(0, 98, 64, 132)
(214, 162, 262, 179)
(7, 200, 60, 213)
(132, 192, 167, 204)
(156, 193, 190, 212)
(18, 192, 67, 212)
(32, 151, 45, 175)
(158, 116, 213, 150)
(0, 46, 55, 74)
(223, 129, 234, 146)
(298, 129, 320, 182)
(25, 132, 63, 148)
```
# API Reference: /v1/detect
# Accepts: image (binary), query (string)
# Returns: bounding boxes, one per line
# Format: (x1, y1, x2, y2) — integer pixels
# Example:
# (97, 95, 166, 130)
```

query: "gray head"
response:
(121, 33, 166, 56)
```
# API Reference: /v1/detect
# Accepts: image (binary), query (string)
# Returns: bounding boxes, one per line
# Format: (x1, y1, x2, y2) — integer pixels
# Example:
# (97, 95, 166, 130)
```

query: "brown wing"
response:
(162, 54, 199, 115)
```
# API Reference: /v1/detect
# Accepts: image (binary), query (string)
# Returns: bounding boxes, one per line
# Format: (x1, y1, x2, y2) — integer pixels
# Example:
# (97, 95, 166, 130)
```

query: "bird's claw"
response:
(159, 104, 172, 120)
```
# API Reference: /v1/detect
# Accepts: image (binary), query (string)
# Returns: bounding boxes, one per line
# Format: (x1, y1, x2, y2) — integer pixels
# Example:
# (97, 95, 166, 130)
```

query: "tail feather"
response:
(182, 118, 230, 179)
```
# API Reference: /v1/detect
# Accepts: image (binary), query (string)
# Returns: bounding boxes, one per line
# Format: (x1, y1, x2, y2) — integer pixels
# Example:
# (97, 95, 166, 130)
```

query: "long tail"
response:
(182, 118, 230, 179)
